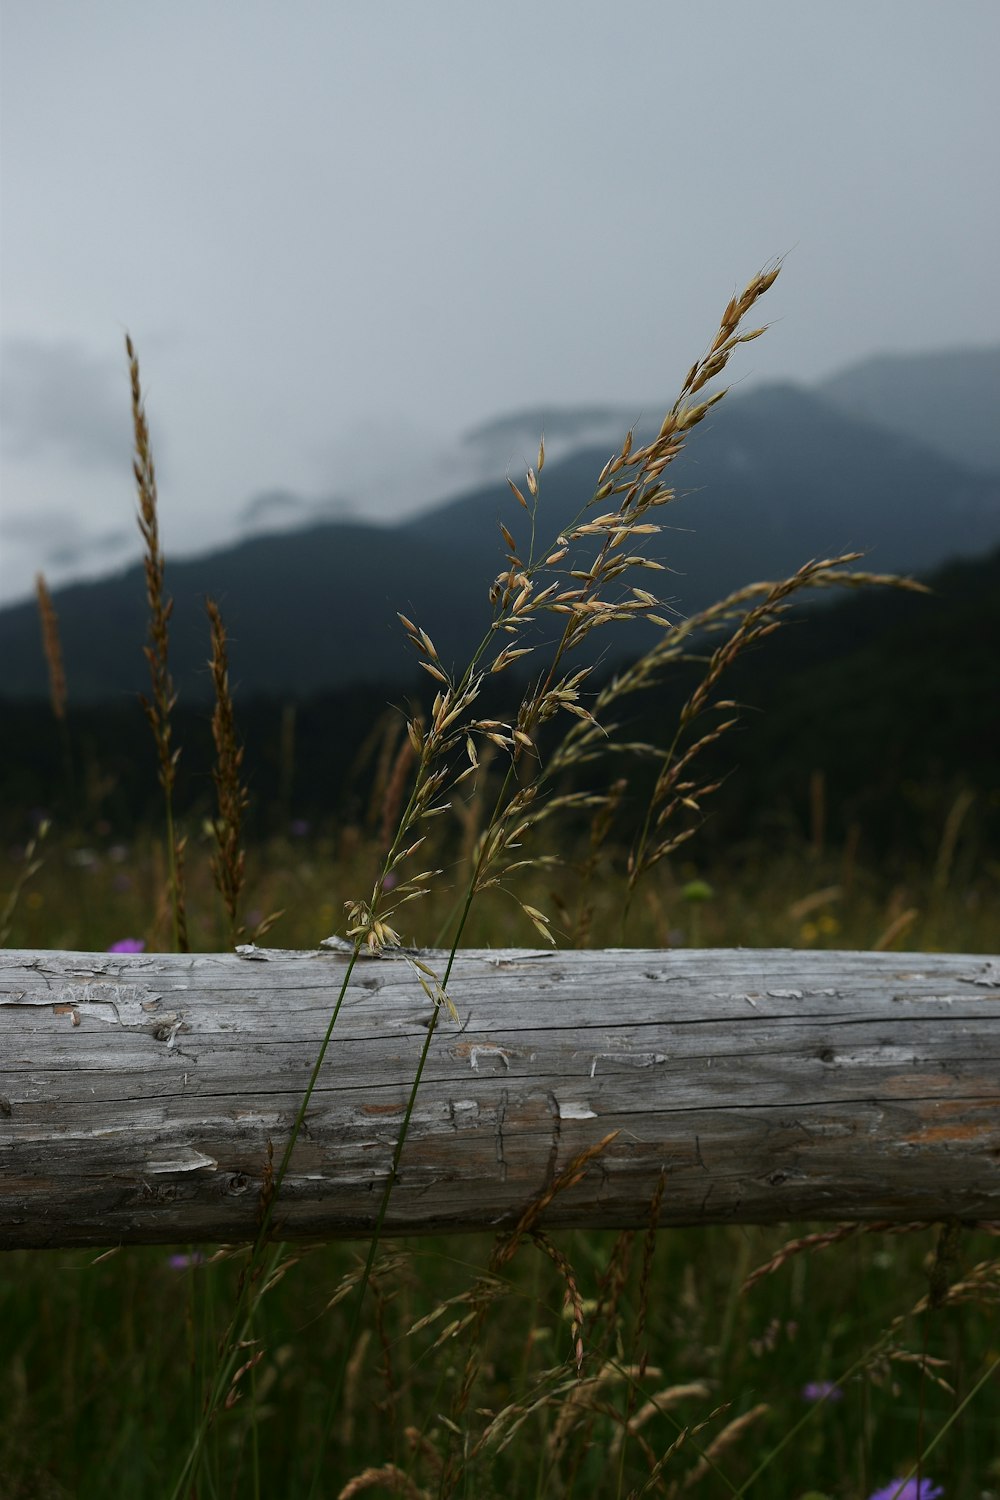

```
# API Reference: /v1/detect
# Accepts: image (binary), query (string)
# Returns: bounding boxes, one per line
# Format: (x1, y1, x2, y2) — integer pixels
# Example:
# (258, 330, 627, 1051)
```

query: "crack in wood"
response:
(544, 1090, 561, 1187)
(494, 1090, 508, 1182)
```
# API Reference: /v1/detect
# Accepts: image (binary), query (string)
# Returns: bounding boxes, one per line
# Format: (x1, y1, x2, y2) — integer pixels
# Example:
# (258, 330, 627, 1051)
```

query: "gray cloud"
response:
(2, 508, 132, 573)
(43, 528, 132, 571)
(2, 1, 998, 605)
(0, 339, 134, 471)
(238, 489, 358, 530)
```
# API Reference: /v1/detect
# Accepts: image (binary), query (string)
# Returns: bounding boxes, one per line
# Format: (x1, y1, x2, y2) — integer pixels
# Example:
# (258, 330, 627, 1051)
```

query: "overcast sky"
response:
(2, 0, 998, 605)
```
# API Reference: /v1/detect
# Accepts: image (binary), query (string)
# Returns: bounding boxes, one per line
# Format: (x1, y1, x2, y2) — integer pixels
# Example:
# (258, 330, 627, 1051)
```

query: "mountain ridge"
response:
(2, 371, 998, 703)
(817, 345, 1000, 473)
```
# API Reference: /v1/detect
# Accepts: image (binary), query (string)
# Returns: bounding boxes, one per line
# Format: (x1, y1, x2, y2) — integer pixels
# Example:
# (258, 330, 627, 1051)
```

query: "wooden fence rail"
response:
(1, 945, 998, 1249)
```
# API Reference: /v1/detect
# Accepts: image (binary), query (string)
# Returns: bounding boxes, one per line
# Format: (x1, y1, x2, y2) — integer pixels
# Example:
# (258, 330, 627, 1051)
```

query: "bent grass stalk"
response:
(305, 265, 802, 1489)
(613, 557, 929, 935)
(172, 263, 934, 1492)
(190, 256, 741, 1485)
(309, 266, 921, 1491)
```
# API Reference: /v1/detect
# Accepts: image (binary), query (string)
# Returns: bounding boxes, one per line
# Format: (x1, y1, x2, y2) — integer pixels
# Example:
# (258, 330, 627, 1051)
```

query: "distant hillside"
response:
(817, 346, 1000, 474)
(1, 548, 997, 856)
(1, 381, 998, 703)
(681, 545, 1000, 855)
(459, 346, 1000, 487)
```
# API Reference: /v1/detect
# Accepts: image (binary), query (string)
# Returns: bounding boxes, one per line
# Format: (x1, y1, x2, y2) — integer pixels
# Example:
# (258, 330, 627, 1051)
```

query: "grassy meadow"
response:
(1, 266, 998, 1499)
(2, 829, 998, 1500)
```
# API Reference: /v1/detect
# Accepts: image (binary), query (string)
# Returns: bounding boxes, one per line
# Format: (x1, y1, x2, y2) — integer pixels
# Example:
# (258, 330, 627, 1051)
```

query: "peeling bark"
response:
(1, 946, 998, 1248)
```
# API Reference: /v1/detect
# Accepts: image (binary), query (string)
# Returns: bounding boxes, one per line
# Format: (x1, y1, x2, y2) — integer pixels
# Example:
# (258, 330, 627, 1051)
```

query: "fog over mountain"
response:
(1, 355, 998, 704)
(230, 340, 1000, 553)
(5, 2, 998, 624)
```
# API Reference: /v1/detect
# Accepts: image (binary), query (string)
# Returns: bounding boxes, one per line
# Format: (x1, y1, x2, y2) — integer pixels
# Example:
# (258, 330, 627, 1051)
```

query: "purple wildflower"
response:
(867, 1480, 943, 1500)
(167, 1252, 205, 1270)
(289, 818, 311, 838)
(107, 938, 145, 953)
(801, 1380, 843, 1402)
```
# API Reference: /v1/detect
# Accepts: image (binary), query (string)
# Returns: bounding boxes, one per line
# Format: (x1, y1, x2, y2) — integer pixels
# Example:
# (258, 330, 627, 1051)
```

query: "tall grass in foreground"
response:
(3, 265, 998, 1499)
(1, 1143, 996, 1498)
(128, 335, 189, 954)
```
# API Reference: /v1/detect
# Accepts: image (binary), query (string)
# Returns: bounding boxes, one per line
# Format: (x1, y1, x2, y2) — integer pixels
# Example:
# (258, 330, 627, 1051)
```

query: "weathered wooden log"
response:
(1, 946, 998, 1248)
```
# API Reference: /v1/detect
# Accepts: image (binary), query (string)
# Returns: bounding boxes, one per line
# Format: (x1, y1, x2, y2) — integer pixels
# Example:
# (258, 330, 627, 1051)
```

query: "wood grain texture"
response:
(2, 946, 998, 1248)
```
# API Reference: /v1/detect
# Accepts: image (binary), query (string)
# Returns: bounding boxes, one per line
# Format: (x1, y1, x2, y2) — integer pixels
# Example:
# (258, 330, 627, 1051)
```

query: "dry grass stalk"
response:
(406, 1272, 507, 1348)
(673, 1402, 769, 1493)
(337, 1464, 430, 1499)
(353, 266, 922, 957)
(610, 1383, 713, 1457)
(568, 776, 628, 946)
(379, 732, 417, 850)
(474, 1365, 608, 1460)
(886, 1252, 1000, 1334)
(127, 332, 189, 953)
(625, 1401, 731, 1500)
(837, 1249, 1000, 1425)
(206, 597, 249, 943)
(873, 905, 919, 950)
(314, 267, 933, 1491)
(33, 571, 79, 821)
(172, 262, 890, 1500)
(593, 1229, 637, 1334)
(531, 1231, 587, 1374)
(369, 1267, 401, 1432)
(933, 786, 976, 896)
(452, 736, 499, 874)
(603, 1170, 670, 1478)
(0, 820, 50, 947)
(361, 710, 404, 829)
(34, 574, 66, 723)
(340, 269, 795, 968)
(538, 555, 928, 919)
(404, 1426, 444, 1478)
(502, 1132, 621, 1253)
(553, 1397, 663, 1482)
(741, 1220, 945, 1295)
(546, 1360, 662, 1467)
(927, 1217, 965, 1308)
(543, 1225, 645, 1490)
(438, 1133, 619, 1497)
(550, 1226, 643, 1487)
(324, 1252, 412, 1317)
(786, 884, 842, 922)
(634, 1170, 667, 1379)
(338, 1328, 373, 1448)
